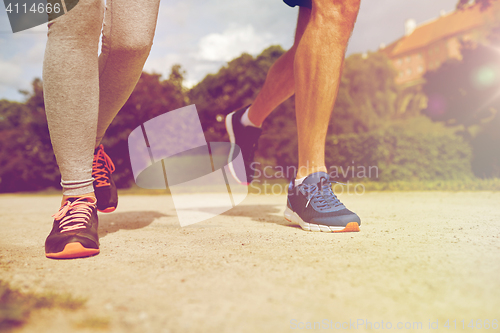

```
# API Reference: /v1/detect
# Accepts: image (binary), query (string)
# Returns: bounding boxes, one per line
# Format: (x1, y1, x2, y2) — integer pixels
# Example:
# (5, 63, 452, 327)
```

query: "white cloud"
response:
(0, 32, 46, 101)
(158, 1, 191, 27)
(28, 41, 45, 61)
(144, 53, 184, 79)
(0, 59, 22, 86)
(197, 24, 273, 62)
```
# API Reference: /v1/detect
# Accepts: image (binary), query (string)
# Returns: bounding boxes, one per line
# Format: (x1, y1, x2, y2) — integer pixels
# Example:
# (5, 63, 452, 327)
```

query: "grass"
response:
(241, 177, 500, 194)
(0, 280, 86, 331)
(117, 177, 500, 195)
(1, 178, 499, 198)
(228, 177, 500, 193)
(359, 178, 500, 191)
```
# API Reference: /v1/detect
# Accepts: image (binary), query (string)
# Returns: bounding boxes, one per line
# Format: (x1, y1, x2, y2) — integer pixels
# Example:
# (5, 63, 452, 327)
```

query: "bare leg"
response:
(247, 7, 311, 127)
(294, 0, 360, 179)
(247, 1, 360, 178)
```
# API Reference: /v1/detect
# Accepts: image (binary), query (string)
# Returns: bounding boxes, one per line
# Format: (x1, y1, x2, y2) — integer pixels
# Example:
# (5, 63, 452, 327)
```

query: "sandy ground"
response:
(1, 191, 499, 333)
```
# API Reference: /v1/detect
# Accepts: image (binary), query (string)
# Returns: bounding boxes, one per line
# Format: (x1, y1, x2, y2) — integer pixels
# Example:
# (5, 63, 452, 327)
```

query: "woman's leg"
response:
(43, 0, 160, 259)
(94, 0, 161, 147)
(43, 0, 104, 199)
(90, 0, 160, 213)
(43, 0, 104, 259)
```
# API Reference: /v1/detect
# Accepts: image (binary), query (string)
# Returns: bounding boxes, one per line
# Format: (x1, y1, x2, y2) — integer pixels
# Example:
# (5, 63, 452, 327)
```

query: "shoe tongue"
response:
(302, 172, 330, 185)
(94, 145, 102, 155)
(66, 196, 96, 204)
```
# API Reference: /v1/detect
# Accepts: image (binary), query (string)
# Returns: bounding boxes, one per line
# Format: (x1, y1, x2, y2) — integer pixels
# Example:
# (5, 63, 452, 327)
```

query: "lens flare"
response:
(469, 44, 500, 114)
(472, 65, 498, 89)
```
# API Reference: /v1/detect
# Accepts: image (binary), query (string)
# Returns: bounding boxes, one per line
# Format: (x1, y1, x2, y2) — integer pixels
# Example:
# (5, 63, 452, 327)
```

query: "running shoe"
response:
(284, 172, 361, 232)
(45, 196, 100, 259)
(225, 106, 262, 185)
(92, 144, 118, 213)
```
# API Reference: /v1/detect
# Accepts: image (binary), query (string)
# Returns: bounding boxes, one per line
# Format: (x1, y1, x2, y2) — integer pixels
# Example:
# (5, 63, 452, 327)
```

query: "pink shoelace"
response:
(92, 145, 115, 188)
(52, 197, 96, 233)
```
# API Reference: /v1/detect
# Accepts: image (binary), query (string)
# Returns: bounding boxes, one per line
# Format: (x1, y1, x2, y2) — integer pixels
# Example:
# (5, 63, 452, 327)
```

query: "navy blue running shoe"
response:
(225, 106, 262, 185)
(285, 172, 361, 232)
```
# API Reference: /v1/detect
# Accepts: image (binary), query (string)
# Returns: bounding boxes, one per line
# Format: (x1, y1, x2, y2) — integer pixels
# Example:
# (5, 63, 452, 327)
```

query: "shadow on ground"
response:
(192, 203, 300, 229)
(98, 211, 169, 238)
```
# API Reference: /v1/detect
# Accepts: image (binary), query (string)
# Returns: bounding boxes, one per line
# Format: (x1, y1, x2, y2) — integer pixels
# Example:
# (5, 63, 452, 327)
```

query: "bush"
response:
(471, 112, 500, 178)
(251, 117, 473, 182)
(325, 117, 474, 182)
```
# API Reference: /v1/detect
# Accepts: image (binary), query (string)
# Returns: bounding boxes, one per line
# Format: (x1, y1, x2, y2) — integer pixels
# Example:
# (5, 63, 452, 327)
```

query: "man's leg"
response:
(246, 7, 311, 127)
(294, 0, 360, 179)
(284, 0, 362, 233)
(224, 7, 311, 185)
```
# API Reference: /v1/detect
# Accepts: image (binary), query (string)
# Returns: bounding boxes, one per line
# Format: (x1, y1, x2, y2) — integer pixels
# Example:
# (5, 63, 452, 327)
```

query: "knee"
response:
(311, 0, 361, 26)
(107, 34, 154, 59)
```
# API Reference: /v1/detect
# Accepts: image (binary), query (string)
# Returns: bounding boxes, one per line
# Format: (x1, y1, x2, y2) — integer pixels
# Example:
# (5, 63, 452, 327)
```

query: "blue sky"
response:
(0, 0, 458, 101)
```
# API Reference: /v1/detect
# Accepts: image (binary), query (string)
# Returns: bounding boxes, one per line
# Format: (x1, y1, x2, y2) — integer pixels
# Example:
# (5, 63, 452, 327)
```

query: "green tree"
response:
(0, 78, 59, 192)
(332, 52, 425, 135)
(0, 65, 189, 192)
(189, 45, 285, 141)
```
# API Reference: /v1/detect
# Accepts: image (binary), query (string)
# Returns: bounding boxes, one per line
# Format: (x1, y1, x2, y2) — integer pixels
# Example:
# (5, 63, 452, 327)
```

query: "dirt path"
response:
(1, 191, 499, 333)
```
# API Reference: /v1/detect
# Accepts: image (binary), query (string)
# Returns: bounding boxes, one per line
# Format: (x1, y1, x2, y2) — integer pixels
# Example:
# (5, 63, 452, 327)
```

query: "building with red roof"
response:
(380, 3, 498, 85)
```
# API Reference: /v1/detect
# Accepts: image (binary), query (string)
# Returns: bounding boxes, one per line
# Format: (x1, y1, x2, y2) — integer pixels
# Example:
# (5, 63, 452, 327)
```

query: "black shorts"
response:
(283, 0, 312, 9)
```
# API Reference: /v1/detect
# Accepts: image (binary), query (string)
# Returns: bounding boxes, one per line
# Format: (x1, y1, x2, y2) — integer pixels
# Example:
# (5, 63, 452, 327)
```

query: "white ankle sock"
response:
(294, 177, 306, 187)
(240, 107, 261, 128)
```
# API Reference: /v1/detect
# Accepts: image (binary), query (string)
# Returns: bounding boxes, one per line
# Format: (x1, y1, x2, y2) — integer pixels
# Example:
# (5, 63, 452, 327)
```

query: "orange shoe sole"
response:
(46, 242, 100, 259)
(333, 222, 360, 233)
(98, 207, 116, 213)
